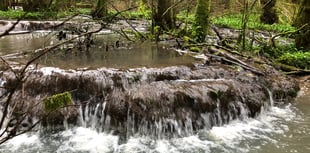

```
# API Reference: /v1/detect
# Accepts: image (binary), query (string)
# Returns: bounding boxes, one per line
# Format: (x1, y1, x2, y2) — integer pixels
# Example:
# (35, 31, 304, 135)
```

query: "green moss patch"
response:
(44, 92, 73, 112)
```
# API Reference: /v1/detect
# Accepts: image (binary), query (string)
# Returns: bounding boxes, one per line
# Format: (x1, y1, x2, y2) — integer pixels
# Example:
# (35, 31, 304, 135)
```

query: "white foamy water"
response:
(1, 103, 306, 153)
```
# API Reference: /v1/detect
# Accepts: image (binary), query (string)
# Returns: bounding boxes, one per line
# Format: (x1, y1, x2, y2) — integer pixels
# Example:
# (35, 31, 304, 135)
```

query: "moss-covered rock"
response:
(44, 92, 73, 112)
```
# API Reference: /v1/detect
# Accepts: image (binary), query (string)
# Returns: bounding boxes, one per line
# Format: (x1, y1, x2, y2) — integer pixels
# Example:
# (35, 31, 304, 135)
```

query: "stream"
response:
(0, 30, 309, 153)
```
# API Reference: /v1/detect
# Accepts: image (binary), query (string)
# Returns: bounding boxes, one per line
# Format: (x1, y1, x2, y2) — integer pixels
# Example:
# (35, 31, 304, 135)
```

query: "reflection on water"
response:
(0, 33, 197, 69)
(35, 41, 197, 69)
(0, 32, 54, 55)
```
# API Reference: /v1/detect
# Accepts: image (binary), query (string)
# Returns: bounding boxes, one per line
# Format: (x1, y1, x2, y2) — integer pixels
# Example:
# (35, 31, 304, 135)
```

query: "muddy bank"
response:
(0, 62, 299, 137)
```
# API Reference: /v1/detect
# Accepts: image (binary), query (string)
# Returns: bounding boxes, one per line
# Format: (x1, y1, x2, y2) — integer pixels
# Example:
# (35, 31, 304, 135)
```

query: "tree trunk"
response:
(0, 0, 8, 11)
(93, 0, 108, 18)
(260, 0, 278, 24)
(194, 0, 211, 43)
(295, 0, 310, 50)
(154, 0, 176, 30)
(23, 0, 49, 11)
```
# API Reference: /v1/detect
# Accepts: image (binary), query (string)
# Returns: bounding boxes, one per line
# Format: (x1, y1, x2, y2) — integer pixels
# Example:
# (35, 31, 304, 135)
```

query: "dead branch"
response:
(0, 11, 118, 144)
(207, 46, 264, 75)
(270, 23, 308, 48)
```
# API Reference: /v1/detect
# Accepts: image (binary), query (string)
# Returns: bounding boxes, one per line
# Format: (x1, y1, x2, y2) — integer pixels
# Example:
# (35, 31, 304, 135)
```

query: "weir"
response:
(0, 62, 299, 141)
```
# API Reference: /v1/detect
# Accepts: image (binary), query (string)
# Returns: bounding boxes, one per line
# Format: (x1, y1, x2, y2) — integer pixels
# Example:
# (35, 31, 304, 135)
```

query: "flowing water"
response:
(0, 32, 309, 153)
(0, 81, 309, 153)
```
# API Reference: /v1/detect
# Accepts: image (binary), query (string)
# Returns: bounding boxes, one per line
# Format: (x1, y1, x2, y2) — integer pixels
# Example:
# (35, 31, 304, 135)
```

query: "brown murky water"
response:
(0, 32, 197, 69)
(35, 41, 197, 69)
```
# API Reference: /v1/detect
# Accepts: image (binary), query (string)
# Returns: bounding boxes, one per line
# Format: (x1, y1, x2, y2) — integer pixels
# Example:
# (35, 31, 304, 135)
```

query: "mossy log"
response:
(272, 62, 310, 75)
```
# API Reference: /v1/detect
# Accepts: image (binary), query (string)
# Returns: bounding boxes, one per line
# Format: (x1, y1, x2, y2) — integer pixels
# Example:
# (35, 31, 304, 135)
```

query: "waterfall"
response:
(71, 80, 274, 140)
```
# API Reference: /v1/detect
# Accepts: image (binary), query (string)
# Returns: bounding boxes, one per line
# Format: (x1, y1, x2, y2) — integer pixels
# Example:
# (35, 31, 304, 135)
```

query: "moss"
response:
(189, 47, 201, 52)
(44, 91, 73, 112)
(194, 0, 211, 43)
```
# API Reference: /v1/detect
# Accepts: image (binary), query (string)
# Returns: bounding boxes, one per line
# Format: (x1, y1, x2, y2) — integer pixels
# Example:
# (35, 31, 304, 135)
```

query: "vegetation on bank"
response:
(0, 9, 91, 20)
(212, 13, 295, 33)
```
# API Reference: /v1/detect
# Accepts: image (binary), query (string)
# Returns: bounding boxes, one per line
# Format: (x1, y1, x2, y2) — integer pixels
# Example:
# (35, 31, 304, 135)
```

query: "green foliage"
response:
(112, 8, 152, 20)
(263, 44, 298, 58)
(0, 8, 90, 20)
(262, 44, 310, 69)
(44, 92, 73, 112)
(277, 51, 310, 69)
(177, 10, 195, 24)
(212, 13, 295, 32)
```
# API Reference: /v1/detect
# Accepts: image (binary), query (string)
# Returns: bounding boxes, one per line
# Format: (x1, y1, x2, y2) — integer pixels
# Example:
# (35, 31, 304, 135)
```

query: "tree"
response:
(294, 0, 310, 50)
(92, 0, 108, 18)
(154, 0, 176, 30)
(0, 0, 8, 11)
(260, 0, 278, 24)
(194, 0, 211, 43)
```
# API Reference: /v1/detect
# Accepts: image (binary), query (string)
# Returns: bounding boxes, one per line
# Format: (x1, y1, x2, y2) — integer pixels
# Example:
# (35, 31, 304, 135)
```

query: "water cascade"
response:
(0, 40, 305, 153)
